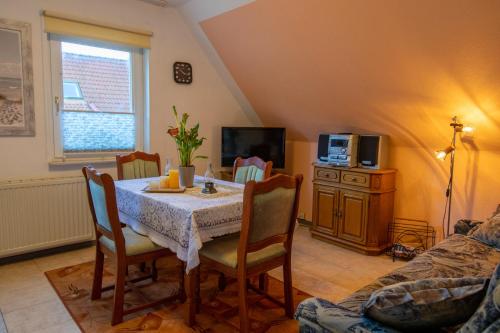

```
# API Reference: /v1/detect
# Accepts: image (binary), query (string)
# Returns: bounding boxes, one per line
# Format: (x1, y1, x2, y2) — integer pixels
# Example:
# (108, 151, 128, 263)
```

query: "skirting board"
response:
(297, 218, 312, 227)
(0, 241, 94, 265)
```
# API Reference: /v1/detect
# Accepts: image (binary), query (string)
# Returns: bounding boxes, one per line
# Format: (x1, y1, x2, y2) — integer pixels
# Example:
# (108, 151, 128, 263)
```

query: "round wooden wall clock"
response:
(173, 62, 192, 84)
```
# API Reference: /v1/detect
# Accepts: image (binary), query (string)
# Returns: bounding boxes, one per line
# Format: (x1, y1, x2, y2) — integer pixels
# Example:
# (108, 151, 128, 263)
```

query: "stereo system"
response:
(317, 133, 388, 169)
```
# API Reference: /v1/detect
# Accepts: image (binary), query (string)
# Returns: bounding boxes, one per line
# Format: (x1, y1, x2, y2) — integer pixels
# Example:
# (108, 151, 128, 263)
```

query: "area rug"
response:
(45, 256, 310, 332)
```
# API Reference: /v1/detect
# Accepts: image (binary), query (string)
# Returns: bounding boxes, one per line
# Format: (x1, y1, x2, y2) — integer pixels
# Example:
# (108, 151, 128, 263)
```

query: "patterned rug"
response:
(45, 256, 310, 332)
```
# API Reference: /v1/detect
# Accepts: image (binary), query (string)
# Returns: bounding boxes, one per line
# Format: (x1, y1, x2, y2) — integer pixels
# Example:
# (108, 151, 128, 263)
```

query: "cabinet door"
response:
(337, 189, 369, 245)
(312, 185, 338, 236)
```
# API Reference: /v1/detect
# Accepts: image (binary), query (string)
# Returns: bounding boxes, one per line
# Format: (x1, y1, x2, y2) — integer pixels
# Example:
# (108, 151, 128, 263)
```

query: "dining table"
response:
(114, 175, 245, 325)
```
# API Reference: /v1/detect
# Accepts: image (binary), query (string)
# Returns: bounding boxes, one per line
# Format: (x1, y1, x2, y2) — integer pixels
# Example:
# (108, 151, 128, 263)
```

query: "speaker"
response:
(358, 135, 389, 169)
(317, 134, 330, 162)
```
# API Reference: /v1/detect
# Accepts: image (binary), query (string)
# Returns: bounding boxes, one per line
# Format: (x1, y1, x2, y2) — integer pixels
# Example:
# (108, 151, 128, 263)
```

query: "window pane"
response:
(63, 81, 82, 99)
(62, 112, 135, 152)
(60, 42, 134, 152)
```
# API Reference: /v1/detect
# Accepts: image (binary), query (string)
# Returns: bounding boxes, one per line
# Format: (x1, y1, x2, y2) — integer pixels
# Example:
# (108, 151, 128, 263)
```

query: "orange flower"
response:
(167, 128, 179, 137)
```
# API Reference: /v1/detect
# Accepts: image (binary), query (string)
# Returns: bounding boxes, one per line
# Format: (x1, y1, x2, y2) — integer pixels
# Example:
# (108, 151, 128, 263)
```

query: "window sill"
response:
(49, 157, 116, 166)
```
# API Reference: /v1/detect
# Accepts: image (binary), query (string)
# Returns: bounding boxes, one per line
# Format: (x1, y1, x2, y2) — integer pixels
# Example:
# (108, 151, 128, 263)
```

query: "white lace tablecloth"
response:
(115, 176, 244, 272)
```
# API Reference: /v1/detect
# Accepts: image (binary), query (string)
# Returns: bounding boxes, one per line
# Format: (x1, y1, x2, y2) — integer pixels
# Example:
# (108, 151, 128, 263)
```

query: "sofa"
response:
(295, 210, 500, 332)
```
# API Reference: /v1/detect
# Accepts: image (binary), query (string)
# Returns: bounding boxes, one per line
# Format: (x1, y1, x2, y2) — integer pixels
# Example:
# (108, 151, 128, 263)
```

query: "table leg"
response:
(184, 266, 200, 326)
(195, 266, 200, 314)
(178, 260, 186, 303)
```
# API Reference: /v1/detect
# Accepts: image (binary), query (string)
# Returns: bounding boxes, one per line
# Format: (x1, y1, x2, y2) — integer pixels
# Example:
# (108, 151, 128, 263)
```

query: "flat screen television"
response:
(221, 127, 286, 168)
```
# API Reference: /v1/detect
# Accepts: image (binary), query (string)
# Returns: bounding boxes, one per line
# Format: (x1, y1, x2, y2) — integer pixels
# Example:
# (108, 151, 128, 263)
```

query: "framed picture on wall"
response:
(0, 18, 34, 136)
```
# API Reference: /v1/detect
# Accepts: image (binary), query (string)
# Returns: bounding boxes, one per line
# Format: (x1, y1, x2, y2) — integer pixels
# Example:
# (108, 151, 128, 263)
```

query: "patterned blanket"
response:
(339, 234, 500, 312)
(296, 234, 500, 332)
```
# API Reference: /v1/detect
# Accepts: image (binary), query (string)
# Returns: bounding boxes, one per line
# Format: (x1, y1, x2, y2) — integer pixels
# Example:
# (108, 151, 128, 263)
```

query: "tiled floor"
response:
(0, 225, 404, 332)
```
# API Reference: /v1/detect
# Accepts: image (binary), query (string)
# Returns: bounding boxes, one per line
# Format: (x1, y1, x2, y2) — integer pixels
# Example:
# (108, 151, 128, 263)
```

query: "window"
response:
(63, 81, 83, 99)
(48, 38, 146, 160)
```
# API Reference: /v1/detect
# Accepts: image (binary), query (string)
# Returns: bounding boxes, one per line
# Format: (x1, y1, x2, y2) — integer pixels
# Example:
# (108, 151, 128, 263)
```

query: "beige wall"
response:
(0, 0, 256, 180)
(200, 0, 500, 232)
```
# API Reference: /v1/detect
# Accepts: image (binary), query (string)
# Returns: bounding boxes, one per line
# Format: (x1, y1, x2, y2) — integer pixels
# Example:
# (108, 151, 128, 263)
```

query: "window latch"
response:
(54, 96, 60, 115)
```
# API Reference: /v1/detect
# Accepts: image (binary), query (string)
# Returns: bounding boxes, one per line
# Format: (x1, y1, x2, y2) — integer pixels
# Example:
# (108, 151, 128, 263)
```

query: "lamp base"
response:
(201, 181, 217, 194)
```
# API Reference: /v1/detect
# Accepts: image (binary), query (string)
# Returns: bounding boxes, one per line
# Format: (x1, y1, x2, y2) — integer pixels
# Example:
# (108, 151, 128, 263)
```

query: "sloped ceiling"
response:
(199, 0, 500, 150)
(137, 0, 189, 7)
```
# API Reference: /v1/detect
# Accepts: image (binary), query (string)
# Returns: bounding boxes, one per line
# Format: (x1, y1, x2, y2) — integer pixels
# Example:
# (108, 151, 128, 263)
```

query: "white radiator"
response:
(0, 176, 95, 258)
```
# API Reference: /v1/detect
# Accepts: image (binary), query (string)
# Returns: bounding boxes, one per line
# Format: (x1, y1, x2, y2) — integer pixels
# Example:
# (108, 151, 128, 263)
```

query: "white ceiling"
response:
(167, 0, 192, 6)
(136, 0, 261, 124)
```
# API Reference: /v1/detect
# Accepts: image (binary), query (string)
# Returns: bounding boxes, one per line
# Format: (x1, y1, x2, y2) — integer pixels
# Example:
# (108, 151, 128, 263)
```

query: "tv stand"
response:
(311, 164, 396, 255)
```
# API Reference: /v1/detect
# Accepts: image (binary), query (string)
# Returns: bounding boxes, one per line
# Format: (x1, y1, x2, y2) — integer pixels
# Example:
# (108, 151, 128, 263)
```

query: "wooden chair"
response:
(116, 151, 161, 273)
(82, 166, 185, 325)
(196, 173, 303, 332)
(232, 156, 273, 184)
(116, 151, 161, 180)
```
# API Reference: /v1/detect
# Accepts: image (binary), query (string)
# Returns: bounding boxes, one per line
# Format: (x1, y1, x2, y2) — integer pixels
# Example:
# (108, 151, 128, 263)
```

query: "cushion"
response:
(99, 227, 162, 256)
(295, 297, 400, 333)
(470, 207, 500, 249)
(249, 187, 296, 243)
(363, 277, 489, 331)
(455, 219, 483, 235)
(199, 233, 286, 268)
(234, 165, 264, 184)
(89, 179, 112, 231)
(458, 264, 500, 332)
(122, 159, 159, 180)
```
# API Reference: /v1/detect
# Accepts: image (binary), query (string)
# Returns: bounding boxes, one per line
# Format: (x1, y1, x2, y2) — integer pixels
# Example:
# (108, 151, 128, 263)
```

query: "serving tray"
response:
(142, 186, 186, 193)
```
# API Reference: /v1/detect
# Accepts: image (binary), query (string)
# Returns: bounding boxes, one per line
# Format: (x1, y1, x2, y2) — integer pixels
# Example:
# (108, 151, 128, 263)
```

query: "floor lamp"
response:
(435, 116, 473, 238)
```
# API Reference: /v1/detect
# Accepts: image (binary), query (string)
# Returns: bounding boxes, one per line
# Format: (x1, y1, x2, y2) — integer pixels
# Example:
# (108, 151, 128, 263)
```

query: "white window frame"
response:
(44, 34, 148, 165)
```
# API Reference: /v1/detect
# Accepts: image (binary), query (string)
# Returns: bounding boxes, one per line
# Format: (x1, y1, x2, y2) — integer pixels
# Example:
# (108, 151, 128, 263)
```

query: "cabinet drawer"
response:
(315, 168, 340, 182)
(341, 171, 370, 188)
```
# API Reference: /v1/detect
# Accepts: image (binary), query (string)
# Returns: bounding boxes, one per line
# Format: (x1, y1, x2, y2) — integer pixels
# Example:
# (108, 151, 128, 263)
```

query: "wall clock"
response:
(173, 62, 192, 84)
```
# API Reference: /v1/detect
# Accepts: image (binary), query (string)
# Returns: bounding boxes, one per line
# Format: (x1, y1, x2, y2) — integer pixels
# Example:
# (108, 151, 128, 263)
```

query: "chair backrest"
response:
(82, 166, 125, 253)
(116, 151, 161, 180)
(232, 156, 273, 184)
(238, 174, 303, 264)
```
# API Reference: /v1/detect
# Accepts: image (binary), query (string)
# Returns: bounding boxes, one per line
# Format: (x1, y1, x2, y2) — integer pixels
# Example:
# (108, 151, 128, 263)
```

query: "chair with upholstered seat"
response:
(232, 156, 273, 184)
(116, 151, 162, 273)
(196, 173, 303, 333)
(116, 151, 161, 180)
(82, 166, 184, 325)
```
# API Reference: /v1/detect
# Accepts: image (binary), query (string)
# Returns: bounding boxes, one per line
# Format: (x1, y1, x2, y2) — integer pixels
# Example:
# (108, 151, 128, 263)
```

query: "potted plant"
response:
(167, 106, 206, 187)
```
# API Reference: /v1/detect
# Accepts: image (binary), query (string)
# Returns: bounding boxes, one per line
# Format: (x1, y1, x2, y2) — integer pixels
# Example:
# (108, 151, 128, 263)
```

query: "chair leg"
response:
(283, 257, 294, 318)
(111, 259, 127, 326)
(258, 273, 268, 292)
(91, 248, 104, 300)
(238, 275, 250, 333)
(151, 260, 158, 281)
(140, 262, 147, 273)
(218, 273, 227, 291)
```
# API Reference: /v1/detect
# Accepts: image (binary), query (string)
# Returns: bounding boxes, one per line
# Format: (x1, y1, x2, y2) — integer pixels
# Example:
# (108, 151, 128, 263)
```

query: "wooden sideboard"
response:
(311, 164, 396, 255)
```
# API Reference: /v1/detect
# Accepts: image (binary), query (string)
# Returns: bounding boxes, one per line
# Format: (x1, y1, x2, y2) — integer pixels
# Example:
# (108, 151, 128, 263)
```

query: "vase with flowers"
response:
(167, 105, 206, 187)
